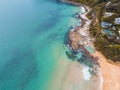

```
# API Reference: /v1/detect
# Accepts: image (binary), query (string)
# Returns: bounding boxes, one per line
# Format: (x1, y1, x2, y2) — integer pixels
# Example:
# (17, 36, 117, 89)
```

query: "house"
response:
(101, 22, 112, 28)
(112, 26, 116, 30)
(118, 29, 120, 34)
(102, 29, 113, 35)
(104, 12, 114, 17)
(115, 18, 120, 24)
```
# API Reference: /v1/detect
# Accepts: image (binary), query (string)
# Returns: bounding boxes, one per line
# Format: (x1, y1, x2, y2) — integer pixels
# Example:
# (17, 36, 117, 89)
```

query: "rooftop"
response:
(115, 17, 120, 24)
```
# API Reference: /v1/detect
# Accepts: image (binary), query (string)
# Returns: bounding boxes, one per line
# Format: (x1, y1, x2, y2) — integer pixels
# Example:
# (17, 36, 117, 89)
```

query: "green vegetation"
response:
(68, 0, 120, 61)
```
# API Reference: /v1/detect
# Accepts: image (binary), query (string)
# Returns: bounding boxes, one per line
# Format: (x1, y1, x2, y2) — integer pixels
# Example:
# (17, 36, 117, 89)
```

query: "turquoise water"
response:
(85, 46, 95, 54)
(0, 0, 81, 90)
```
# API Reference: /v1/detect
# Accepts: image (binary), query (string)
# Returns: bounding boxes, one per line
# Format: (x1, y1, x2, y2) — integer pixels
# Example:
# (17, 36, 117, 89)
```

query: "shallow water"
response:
(0, 0, 82, 90)
(0, 0, 100, 90)
(85, 46, 95, 54)
(102, 29, 114, 35)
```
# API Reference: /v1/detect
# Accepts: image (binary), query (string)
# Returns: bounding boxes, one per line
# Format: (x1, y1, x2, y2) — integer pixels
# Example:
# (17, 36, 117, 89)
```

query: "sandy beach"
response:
(63, 1, 120, 90)
(93, 51, 120, 90)
(47, 55, 101, 90)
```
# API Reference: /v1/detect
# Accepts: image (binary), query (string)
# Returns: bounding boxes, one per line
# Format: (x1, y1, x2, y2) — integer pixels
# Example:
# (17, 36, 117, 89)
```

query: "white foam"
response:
(82, 66, 91, 80)
(99, 69, 103, 90)
(81, 6, 86, 14)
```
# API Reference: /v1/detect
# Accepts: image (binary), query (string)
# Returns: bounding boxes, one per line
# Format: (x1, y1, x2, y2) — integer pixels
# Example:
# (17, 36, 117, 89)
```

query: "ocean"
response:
(0, 0, 100, 90)
(0, 0, 83, 90)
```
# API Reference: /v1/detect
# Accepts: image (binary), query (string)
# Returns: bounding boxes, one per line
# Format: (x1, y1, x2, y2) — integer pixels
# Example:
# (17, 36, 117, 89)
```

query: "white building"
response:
(101, 22, 112, 28)
(104, 12, 114, 17)
(115, 18, 120, 24)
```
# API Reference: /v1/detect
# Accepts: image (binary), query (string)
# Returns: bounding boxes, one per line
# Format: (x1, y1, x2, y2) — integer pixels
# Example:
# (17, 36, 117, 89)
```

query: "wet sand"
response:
(46, 44, 101, 90)
(47, 56, 101, 90)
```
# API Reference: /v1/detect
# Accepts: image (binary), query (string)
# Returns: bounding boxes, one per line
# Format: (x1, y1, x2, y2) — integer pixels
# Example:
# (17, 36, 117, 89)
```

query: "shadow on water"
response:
(64, 29, 70, 44)
(33, 16, 59, 36)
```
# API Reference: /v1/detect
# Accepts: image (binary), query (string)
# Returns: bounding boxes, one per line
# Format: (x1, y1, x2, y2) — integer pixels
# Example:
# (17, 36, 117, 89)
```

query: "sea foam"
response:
(82, 66, 91, 80)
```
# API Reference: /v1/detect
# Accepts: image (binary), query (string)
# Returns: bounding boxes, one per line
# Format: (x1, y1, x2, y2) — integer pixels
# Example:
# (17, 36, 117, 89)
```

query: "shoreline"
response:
(47, 52, 101, 90)
(61, 0, 120, 90)
(69, 5, 103, 90)
(61, 0, 103, 90)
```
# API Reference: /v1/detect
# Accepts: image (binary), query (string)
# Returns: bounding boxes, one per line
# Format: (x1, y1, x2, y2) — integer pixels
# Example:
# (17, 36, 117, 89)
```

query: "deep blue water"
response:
(0, 0, 81, 90)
